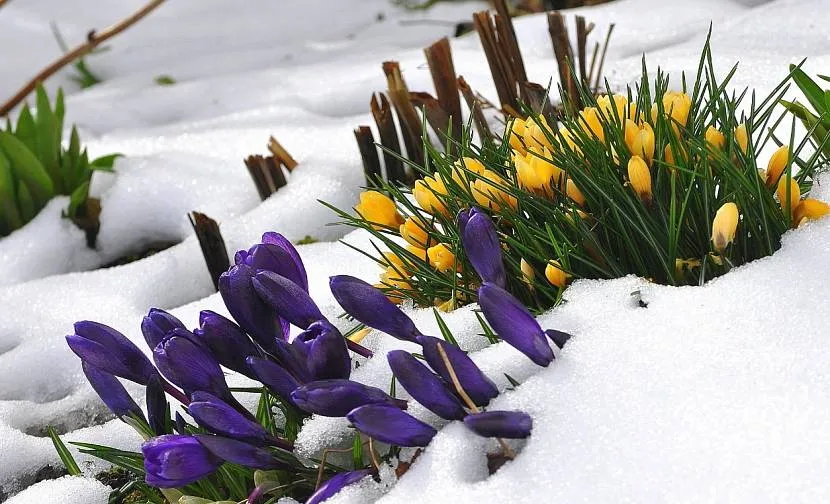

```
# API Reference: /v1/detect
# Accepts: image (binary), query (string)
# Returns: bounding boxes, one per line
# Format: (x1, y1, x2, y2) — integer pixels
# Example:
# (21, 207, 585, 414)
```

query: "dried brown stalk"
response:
(188, 211, 229, 291)
(354, 126, 382, 188)
(244, 155, 288, 201)
(268, 136, 298, 171)
(371, 93, 406, 185)
(547, 11, 580, 113)
(0, 0, 167, 116)
(383, 61, 425, 167)
(409, 91, 451, 145)
(424, 38, 462, 144)
(519, 82, 556, 126)
(593, 23, 615, 91)
(458, 76, 491, 142)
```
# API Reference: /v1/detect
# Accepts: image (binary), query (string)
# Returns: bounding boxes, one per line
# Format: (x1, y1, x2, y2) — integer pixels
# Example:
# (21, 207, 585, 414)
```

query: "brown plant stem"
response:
(0, 0, 167, 116)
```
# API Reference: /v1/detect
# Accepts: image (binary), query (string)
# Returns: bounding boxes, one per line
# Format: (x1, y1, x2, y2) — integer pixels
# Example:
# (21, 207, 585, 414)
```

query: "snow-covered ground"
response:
(2, 0, 830, 501)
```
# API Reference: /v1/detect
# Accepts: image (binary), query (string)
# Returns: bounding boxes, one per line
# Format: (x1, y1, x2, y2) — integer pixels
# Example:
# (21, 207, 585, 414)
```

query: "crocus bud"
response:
(509, 117, 528, 155)
(578, 107, 605, 143)
(355, 190, 405, 229)
(478, 282, 554, 367)
(794, 198, 830, 227)
(399, 216, 434, 249)
(418, 336, 498, 406)
(765, 145, 789, 188)
(704, 126, 725, 151)
(776, 176, 800, 217)
(189, 392, 272, 446)
(413, 175, 450, 217)
(388, 350, 465, 420)
(458, 208, 506, 288)
(544, 260, 568, 289)
(463, 410, 532, 439)
(153, 329, 232, 400)
(520, 258, 535, 287)
(735, 123, 748, 154)
(252, 271, 324, 330)
(141, 308, 185, 350)
(514, 147, 562, 197)
(82, 361, 144, 420)
(566, 179, 585, 207)
(142, 434, 223, 488)
(243, 243, 308, 295)
(261, 232, 309, 291)
(545, 329, 572, 349)
(597, 94, 628, 122)
(306, 320, 351, 380)
(624, 120, 655, 165)
(246, 357, 300, 404)
(427, 243, 457, 273)
(146, 374, 168, 435)
(291, 379, 407, 417)
(194, 434, 286, 470)
(329, 275, 422, 342)
(627, 155, 652, 204)
(347, 403, 437, 447)
(306, 470, 373, 504)
(711, 202, 739, 252)
(67, 321, 157, 385)
(449, 157, 486, 186)
(523, 115, 554, 151)
(219, 264, 279, 353)
(471, 170, 518, 212)
(194, 311, 260, 378)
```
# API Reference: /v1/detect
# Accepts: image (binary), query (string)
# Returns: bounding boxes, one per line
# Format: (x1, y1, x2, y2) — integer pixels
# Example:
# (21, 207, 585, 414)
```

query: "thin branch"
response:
(0, 0, 11, 10)
(0, 0, 167, 116)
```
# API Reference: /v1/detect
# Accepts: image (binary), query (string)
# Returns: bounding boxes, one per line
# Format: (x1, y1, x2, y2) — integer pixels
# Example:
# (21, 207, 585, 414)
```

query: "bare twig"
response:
(0, 0, 167, 116)
(458, 76, 491, 142)
(188, 211, 230, 291)
(367, 437, 381, 472)
(315, 446, 356, 489)
(593, 23, 616, 91)
(424, 37, 462, 145)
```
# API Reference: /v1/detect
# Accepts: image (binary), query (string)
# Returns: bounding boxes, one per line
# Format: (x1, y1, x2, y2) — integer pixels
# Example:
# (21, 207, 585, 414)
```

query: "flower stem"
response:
(346, 339, 373, 358)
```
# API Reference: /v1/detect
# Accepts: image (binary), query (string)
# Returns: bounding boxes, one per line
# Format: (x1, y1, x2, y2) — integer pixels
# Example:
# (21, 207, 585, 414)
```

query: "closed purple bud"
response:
(306, 469, 373, 504)
(246, 357, 301, 404)
(291, 379, 407, 417)
(219, 264, 279, 353)
(329, 275, 422, 342)
(194, 310, 260, 377)
(459, 208, 506, 288)
(244, 243, 308, 291)
(347, 403, 437, 447)
(153, 330, 231, 400)
(306, 321, 351, 380)
(261, 232, 309, 292)
(418, 336, 498, 407)
(463, 410, 532, 439)
(252, 271, 324, 330)
(478, 282, 553, 367)
(387, 350, 465, 420)
(142, 434, 222, 488)
(188, 392, 271, 445)
(545, 329, 572, 349)
(194, 434, 285, 470)
(82, 361, 144, 420)
(67, 321, 157, 385)
(271, 339, 311, 383)
(146, 374, 168, 435)
(141, 308, 185, 350)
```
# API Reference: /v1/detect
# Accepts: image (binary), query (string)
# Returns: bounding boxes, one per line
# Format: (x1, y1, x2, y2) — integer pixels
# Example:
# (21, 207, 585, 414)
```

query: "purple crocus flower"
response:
(188, 392, 272, 446)
(418, 336, 498, 407)
(194, 310, 260, 378)
(262, 232, 309, 289)
(545, 329, 572, 349)
(145, 374, 168, 435)
(236, 232, 308, 291)
(478, 282, 553, 367)
(347, 403, 437, 447)
(82, 361, 144, 420)
(291, 379, 407, 417)
(458, 208, 506, 288)
(387, 350, 465, 420)
(140, 308, 185, 350)
(142, 434, 223, 488)
(219, 263, 280, 353)
(463, 411, 533, 439)
(246, 357, 301, 404)
(306, 469, 373, 504)
(194, 434, 286, 470)
(271, 338, 312, 383)
(152, 329, 232, 400)
(252, 271, 324, 330)
(329, 275, 422, 342)
(306, 320, 351, 381)
(66, 321, 157, 385)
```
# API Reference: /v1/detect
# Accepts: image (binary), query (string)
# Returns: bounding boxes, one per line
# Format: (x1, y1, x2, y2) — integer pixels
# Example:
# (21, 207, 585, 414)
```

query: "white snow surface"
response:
(3, 0, 830, 502)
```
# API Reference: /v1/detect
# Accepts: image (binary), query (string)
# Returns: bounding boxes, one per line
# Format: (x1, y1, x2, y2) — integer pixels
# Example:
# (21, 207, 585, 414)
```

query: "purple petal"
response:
(252, 271, 324, 330)
(194, 434, 286, 470)
(67, 321, 156, 385)
(246, 357, 301, 405)
(387, 350, 465, 420)
(463, 410, 532, 439)
(142, 434, 222, 488)
(189, 392, 271, 445)
(459, 208, 506, 288)
(246, 243, 308, 292)
(82, 361, 143, 420)
(145, 374, 168, 435)
(194, 310, 260, 378)
(219, 264, 279, 353)
(306, 321, 351, 380)
(478, 282, 553, 367)
(418, 336, 498, 407)
(347, 403, 437, 447)
(291, 379, 407, 417)
(141, 308, 185, 350)
(545, 329, 572, 349)
(261, 232, 309, 292)
(329, 275, 422, 342)
(306, 470, 373, 504)
(153, 330, 231, 400)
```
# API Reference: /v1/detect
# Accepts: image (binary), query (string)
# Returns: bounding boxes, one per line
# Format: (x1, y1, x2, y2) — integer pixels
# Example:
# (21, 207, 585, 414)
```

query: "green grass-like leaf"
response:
(47, 426, 82, 476)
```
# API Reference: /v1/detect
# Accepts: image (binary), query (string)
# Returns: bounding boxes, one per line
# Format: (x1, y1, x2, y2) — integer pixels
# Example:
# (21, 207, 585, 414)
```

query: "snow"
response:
(3, 0, 830, 501)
